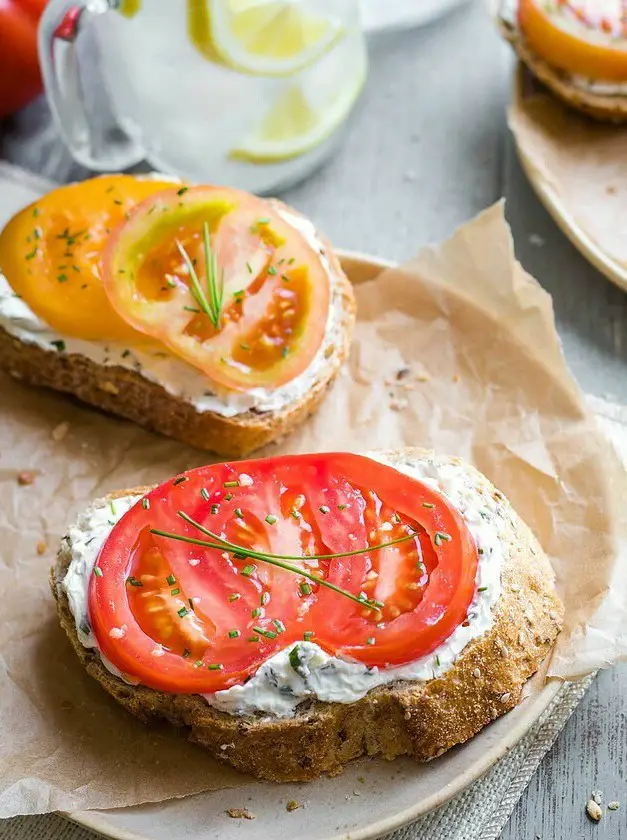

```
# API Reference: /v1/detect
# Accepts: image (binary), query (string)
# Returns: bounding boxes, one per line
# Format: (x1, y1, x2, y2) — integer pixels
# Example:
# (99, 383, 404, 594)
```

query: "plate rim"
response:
(511, 63, 627, 294)
(62, 248, 562, 840)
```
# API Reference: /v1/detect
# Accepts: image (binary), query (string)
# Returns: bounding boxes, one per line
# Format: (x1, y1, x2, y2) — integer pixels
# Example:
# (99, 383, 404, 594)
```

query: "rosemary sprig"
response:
(150, 511, 417, 611)
(176, 221, 224, 329)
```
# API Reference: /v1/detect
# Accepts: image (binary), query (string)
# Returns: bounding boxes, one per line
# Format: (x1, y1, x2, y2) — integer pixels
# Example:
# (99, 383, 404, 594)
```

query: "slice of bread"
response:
(499, 17, 627, 123)
(51, 450, 564, 782)
(0, 202, 355, 457)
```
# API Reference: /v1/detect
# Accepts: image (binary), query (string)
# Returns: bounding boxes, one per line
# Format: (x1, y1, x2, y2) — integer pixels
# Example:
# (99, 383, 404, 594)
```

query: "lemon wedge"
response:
(230, 33, 366, 161)
(206, 0, 344, 76)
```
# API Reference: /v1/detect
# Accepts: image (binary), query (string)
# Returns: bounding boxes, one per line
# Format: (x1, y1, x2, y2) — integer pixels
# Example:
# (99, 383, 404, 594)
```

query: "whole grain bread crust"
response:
(0, 203, 355, 457)
(499, 18, 627, 123)
(51, 450, 564, 782)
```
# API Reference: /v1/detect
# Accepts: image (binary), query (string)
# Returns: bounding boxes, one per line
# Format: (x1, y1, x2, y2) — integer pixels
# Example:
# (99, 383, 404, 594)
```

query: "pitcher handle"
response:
(38, 0, 145, 170)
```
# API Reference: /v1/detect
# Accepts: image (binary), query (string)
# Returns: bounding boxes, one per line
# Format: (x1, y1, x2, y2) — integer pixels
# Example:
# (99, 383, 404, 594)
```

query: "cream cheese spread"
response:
(60, 453, 506, 718)
(0, 209, 343, 418)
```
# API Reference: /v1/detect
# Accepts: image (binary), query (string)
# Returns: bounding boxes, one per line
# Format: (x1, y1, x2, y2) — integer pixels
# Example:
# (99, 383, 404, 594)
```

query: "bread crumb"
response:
(500, 692, 511, 703)
(286, 800, 302, 812)
(396, 367, 410, 380)
(592, 789, 603, 805)
(586, 800, 602, 822)
(473, 668, 481, 678)
(17, 470, 38, 486)
(608, 801, 620, 811)
(99, 381, 120, 396)
(226, 808, 255, 820)
(36, 541, 47, 556)
(606, 185, 617, 195)
(52, 421, 70, 442)
(324, 344, 335, 359)
(452, 374, 459, 383)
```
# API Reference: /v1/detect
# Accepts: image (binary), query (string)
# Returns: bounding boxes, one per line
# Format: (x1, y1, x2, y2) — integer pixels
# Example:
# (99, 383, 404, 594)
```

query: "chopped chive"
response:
(240, 343, 250, 350)
(173, 475, 187, 485)
(288, 257, 295, 265)
(142, 498, 150, 510)
(188, 598, 195, 610)
(33, 207, 40, 217)
(303, 630, 314, 641)
(200, 487, 210, 501)
(261, 591, 270, 606)
(434, 531, 452, 546)
(299, 582, 312, 596)
(109, 500, 116, 516)
(184, 306, 200, 313)
(338, 503, 347, 511)
(177, 186, 189, 195)
(252, 607, 262, 618)
(33, 229, 41, 240)
(241, 564, 256, 577)
(124, 211, 131, 220)
(422, 502, 435, 509)
(273, 619, 286, 633)
(127, 576, 143, 587)
(392, 512, 401, 524)
(267, 266, 277, 276)
(113, 199, 123, 205)
(177, 606, 188, 618)
(367, 637, 375, 645)
(228, 629, 240, 639)
(265, 514, 277, 525)
(478, 548, 484, 555)
(225, 493, 233, 501)
(228, 593, 241, 602)
(93, 566, 103, 577)
(193, 660, 203, 668)
(289, 645, 302, 670)
(234, 507, 244, 519)
(253, 626, 277, 639)
(50, 339, 66, 352)
(57, 274, 68, 283)
(166, 574, 176, 585)
(246, 261, 253, 273)
(170, 587, 180, 596)
(291, 510, 300, 519)
(281, 274, 290, 282)
(166, 277, 177, 288)
(248, 636, 260, 643)
(233, 290, 245, 301)
(319, 505, 330, 515)
(435, 654, 441, 666)
(478, 586, 488, 592)
(211, 504, 219, 515)
(282, 346, 289, 358)
(207, 663, 223, 670)
(182, 648, 191, 658)
(25, 247, 38, 260)
(224, 480, 240, 488)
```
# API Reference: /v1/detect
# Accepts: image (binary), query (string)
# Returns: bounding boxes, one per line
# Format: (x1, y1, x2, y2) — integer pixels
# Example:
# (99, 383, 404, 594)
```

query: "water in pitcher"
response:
(95, 0, 367, 192)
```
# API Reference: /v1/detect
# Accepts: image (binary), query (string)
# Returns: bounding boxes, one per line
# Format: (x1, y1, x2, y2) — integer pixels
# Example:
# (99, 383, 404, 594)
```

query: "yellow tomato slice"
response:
(0, 175, 176, 341)
(102, 186, 331, 391)
(519, 0, 627, 81)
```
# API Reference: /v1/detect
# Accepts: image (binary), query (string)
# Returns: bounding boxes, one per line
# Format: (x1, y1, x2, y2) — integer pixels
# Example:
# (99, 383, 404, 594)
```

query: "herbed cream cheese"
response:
(0, 208, 343, 418)
(60, 453, 506, 719)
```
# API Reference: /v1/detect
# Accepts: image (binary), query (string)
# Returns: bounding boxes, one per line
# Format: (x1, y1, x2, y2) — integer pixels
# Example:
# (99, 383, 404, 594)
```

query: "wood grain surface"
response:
(0, 1, 625, 837)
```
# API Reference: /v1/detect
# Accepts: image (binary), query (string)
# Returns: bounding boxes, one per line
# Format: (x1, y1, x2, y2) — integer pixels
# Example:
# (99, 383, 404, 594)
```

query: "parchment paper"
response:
(509, 66, 627, 269)
(1, 168, 626, 818)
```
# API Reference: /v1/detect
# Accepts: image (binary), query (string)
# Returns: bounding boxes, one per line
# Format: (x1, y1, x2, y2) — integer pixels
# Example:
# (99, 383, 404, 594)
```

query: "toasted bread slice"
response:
(499, 17, 627, 123)
(0, 203, 355, 457)
(51, 451, 563, 782)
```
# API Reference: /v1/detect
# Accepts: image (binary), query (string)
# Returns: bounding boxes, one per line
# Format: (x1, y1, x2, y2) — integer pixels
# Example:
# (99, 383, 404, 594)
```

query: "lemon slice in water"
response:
(205, 0, 344, 76)
(230, 34, 366, 162)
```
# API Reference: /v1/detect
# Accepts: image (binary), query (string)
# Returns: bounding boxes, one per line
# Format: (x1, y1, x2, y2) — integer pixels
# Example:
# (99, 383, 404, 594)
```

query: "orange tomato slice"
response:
(519, 0, 627, 82)
(102, 186, 331, 391)
(0, 174, 176, 341)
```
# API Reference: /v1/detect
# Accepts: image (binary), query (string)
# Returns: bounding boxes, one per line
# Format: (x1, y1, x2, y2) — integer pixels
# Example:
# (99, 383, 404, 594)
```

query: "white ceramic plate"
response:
(63, 251, 560, 840)
(511, 66, 627, 294)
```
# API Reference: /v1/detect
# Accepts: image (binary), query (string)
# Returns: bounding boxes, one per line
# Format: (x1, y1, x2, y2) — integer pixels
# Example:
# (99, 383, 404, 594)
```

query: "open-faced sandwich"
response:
(52, 450, 563, 781)
(498, 1, 627, 122)
(0, 176, 354, 455)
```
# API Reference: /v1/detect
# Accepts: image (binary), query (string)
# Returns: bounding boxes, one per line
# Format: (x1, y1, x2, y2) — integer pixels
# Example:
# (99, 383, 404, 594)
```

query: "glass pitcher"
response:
(38, 0, 367, 194)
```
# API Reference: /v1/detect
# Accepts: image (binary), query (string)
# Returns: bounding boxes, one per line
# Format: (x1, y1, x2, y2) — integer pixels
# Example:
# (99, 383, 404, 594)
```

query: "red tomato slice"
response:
(102, 186, 331, 391)
(89, 454, 479, 694)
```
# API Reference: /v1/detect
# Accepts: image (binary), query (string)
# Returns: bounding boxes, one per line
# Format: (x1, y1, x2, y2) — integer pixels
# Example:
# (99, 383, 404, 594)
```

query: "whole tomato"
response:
(0, 0, 48, 119)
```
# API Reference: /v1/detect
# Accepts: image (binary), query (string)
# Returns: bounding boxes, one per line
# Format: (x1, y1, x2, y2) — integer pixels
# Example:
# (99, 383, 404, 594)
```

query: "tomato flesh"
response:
(519, 0, 627, 81)
(102, 186, 331, 391)
(89, 454, 479, 694)
(0, 175, 176, 341)
(0, 1, 47, 118)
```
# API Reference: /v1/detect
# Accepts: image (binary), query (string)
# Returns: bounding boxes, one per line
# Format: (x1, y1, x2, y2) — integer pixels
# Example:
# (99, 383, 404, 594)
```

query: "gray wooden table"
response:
(1, 2, 625, 837)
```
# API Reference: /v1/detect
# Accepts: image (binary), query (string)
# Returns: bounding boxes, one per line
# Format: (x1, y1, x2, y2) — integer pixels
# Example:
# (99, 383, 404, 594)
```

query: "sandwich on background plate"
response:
(0, 175, 355, 456)
(498, 0, 627, 122)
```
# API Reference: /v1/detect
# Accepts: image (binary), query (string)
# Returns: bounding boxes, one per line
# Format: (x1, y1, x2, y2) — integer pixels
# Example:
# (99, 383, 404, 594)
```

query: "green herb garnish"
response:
(177, 221, 224, 330)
